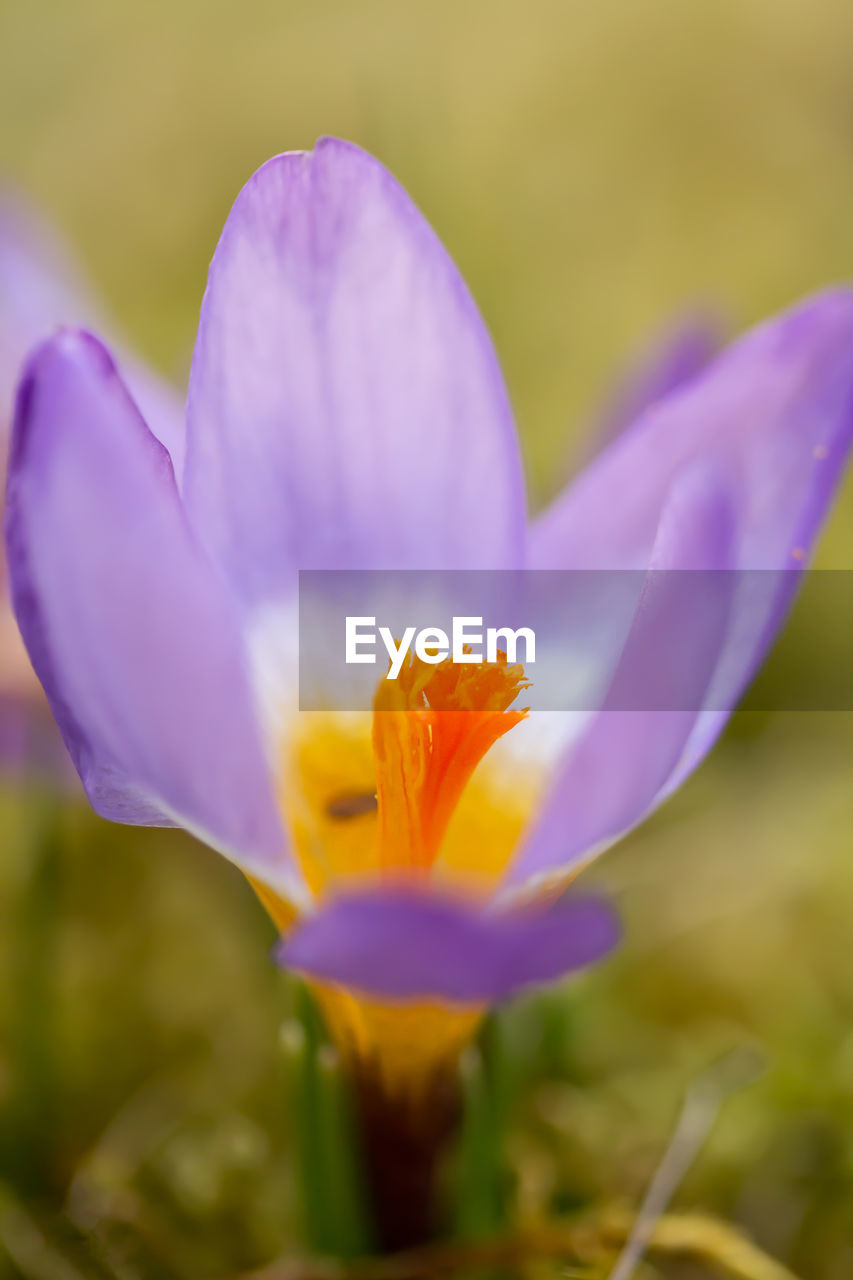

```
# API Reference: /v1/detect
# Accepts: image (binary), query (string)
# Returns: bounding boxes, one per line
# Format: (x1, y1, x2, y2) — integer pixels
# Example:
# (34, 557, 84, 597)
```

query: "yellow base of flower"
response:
(310, 983, 483, 1098)
(256, 651, 540, 1093)
(251, 869, 482, 1093)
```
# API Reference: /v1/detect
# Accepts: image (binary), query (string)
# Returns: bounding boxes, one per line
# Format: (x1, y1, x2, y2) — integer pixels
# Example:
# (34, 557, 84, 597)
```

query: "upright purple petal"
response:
(279, 888, 619, 1002)
(183, 137, 526, 605)
(5, 330, 300, 899)
(530, 290, 853, 572)
(506, 465, 737, 891)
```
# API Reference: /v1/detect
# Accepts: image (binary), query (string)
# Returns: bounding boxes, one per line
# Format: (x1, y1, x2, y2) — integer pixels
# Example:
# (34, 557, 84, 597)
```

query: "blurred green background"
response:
(1, 1, 852, 1276)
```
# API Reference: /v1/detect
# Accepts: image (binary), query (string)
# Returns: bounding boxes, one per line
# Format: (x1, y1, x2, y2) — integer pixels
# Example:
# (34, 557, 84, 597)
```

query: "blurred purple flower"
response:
(586, 311, 722, 455)
(0, 193, 183, 778)
(4, 140, 853, 1075)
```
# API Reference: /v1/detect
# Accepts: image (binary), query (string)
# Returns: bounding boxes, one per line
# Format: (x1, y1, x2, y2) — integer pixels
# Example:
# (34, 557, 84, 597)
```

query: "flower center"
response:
(259, 652, 532, 1093)
(278, 649, 529, 905)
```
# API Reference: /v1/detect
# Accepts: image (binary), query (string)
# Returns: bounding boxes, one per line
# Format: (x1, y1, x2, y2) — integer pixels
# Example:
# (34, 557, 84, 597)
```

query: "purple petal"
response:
(506, 465, 737, 889)
(279, 888, 619, 1002)
(0, 191, 184, 472)
(531, 289, 853, 573)
(183, 137, 525, 605)
(516, 291, 853, 883)
(116, 354, 186, 483)
(5, 330, 299, 896)
(588, 311, 721, 455)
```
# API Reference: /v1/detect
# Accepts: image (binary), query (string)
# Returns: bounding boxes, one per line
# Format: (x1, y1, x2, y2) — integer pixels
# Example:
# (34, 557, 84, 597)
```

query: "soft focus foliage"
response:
(1, 1, 852, 1276)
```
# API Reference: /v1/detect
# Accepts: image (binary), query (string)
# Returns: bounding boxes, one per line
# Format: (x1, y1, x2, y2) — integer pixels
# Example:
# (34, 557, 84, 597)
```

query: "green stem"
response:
(282, 985, 371, 1258)
(453, 1015, 510, 1241)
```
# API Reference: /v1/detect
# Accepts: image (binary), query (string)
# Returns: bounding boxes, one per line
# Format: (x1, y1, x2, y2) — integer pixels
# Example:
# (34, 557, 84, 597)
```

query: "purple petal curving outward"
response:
(514, 291, 853, 888)
(183, 137, 526, 606)
(5, 330, 299, 897)
(507, 465, 737, 889)
(280, 888, 620, 1002)
(531, 290, 853, 573)
(0, 193, 185, 779)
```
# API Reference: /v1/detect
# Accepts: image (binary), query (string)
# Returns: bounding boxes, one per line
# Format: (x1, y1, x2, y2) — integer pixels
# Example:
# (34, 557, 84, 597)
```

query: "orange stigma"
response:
(372, 648, 529, 876)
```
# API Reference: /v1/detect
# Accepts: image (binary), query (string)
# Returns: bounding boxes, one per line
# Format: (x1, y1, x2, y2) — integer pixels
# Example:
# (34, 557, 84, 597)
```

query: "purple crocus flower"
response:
(0, 193, 183, 777)
(5, 139, 853, 1085)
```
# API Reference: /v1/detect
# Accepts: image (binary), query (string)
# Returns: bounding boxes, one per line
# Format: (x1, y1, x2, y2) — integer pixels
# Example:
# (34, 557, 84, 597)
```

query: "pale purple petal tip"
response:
(184, 136, 526, 604)
(278, 889, 620, 1002)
